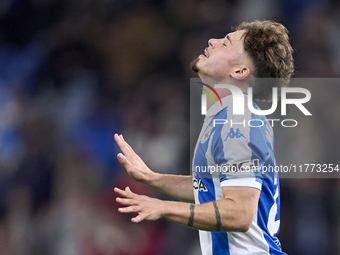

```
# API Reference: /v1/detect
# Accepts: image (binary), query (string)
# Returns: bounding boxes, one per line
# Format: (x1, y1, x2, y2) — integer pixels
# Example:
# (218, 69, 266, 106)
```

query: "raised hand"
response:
(114, 134, 155, 184)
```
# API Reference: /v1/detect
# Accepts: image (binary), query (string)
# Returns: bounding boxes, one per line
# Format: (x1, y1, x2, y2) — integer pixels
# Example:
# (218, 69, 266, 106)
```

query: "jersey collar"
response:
(204, 94, 234, 121)
(204, 93, 250, 121)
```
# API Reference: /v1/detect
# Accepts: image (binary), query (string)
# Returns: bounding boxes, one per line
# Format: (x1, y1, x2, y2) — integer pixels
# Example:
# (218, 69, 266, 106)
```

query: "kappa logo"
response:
(225, 128, 246, 141)
(193, 178, 208, 192)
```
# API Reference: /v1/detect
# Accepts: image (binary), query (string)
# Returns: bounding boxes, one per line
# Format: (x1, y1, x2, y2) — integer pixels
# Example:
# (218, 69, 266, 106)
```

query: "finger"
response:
(114, 134, 129, 153)
(114, 187, 125, 197)
(125, 186, 133, 193)
(120, 134, 136, 153)
(124, 186, 136, 197)
(114, 187, 136, 198)
(131, 214, 146, 223)
(114, 187, 133, 198)
(118, 206, 139, 213)
(116, 197, 136, 206)
(117, 153, 133, 170)
(114, 134, 134, 156)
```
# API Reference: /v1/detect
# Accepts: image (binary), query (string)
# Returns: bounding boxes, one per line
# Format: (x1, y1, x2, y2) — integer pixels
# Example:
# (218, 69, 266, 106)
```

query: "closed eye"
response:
(223, 43, 227, 46)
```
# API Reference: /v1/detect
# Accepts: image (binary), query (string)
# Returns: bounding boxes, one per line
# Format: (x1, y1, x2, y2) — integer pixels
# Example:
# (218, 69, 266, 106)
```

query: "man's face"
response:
(191, 30, 251, 78)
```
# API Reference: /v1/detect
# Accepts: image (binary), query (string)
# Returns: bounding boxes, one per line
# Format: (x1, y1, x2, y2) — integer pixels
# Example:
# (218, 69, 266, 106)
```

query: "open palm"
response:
(114, 134, 154, 184)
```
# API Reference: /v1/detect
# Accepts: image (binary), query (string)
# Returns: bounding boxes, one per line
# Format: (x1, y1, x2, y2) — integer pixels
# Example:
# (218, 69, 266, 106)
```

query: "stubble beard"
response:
(189, 58, 200, 73)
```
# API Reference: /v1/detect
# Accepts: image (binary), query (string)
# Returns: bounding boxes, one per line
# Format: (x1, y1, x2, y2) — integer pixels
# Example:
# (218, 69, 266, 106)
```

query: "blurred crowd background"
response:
(0, 0, 340, 254)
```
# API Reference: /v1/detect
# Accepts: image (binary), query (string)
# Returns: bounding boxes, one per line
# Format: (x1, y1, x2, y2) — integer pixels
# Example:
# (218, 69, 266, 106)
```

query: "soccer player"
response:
(114, 20, 294, 254)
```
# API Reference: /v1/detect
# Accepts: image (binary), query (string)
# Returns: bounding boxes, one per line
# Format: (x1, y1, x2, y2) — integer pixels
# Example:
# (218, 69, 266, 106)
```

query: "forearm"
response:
(162, 199, 251, 232)
(147, 173, 194, 203)
(115, 184, 258, 231)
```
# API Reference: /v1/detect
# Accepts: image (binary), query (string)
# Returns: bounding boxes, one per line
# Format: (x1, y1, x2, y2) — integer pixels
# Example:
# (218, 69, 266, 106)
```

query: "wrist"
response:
(144, 171, 161, 186)
(159, 200, 169, 219)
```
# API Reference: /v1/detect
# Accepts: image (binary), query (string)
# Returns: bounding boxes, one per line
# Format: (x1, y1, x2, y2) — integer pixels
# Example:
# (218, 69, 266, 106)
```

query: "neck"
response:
(198, 76, 248, 111)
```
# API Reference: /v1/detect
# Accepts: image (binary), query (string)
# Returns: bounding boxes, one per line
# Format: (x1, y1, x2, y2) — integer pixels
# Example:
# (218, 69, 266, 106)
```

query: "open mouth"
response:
(204, 48, 209, 57)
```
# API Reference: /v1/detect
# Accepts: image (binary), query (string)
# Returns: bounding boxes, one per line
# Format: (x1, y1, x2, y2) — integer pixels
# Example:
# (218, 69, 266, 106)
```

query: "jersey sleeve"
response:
(211, 111, 269, 191)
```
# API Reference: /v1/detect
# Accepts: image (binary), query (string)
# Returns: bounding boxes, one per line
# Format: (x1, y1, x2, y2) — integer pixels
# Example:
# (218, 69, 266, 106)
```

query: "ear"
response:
(230, 65, 251, 80)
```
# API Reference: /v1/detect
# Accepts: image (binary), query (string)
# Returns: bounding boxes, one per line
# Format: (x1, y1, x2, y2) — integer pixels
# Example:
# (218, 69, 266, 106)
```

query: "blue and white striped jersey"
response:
(192, 95, 285, 255)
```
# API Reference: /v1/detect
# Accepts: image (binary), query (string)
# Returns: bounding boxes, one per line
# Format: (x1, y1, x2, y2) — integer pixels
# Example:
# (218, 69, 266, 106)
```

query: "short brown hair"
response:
(236, 20, 294, 100)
